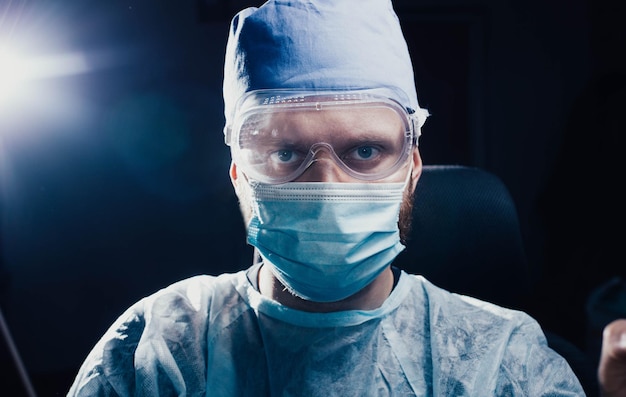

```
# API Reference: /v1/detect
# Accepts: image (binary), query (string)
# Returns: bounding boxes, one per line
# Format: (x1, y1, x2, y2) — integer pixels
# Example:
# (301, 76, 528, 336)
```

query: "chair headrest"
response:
(394, 165, 530, 309)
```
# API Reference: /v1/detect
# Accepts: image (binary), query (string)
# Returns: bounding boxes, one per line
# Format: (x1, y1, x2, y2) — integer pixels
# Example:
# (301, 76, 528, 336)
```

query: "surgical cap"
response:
(222, 0, 425, 131)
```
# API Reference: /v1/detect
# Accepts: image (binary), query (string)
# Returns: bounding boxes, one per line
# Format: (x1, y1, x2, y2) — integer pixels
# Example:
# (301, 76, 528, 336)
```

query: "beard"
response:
(398, 176, 415, 246)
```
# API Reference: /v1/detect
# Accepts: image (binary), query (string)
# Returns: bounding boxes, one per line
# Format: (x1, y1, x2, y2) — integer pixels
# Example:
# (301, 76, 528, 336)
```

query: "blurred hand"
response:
(599, 319, 626, 397)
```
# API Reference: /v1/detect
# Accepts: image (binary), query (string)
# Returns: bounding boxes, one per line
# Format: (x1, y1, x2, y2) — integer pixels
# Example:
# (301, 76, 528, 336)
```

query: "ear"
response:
(229, 161, 239, 188)
(410, 147, 422, 193)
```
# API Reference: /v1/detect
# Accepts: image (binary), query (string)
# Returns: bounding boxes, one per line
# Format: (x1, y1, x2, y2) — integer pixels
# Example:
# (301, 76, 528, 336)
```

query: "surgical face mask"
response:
(247, 180, 408, 303)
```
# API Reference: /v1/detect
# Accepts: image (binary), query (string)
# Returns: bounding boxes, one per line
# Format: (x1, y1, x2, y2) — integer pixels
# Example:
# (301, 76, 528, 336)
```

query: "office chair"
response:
(395, 164, 529, 309)
(393, 164, 598, 397)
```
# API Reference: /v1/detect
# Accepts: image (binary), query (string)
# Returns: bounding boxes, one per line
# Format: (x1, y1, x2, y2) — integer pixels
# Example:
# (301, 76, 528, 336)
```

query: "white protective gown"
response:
(67, 266, 584, 396)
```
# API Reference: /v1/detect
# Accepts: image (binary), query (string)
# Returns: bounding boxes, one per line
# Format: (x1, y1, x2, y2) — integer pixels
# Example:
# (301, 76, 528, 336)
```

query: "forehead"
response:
(253, 106, 406, 140)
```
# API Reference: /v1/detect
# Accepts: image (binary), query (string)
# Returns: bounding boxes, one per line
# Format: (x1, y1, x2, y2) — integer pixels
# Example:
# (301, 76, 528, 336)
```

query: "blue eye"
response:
(342, 144, 385, 172)
(277, 150, 293, 162)
(350, 145, 381, 161)
(270, 148, 302, 165)
(356, 146, 374, 159)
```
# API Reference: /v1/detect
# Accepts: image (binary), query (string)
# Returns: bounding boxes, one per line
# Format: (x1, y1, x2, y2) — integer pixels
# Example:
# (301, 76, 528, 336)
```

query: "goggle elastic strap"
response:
(408, 107, 429, 146)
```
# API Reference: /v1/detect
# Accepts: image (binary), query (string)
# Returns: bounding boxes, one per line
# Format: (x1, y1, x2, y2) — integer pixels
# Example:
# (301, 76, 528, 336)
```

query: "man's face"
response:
(230, 106, 422, 242)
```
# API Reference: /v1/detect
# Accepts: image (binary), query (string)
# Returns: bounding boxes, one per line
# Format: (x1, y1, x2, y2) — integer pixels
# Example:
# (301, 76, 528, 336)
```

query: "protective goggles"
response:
(225, 88, 425, 184)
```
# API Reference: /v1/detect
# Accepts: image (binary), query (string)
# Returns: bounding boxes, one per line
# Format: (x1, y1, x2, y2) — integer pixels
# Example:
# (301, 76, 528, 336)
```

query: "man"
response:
(67, 0, 622, 395)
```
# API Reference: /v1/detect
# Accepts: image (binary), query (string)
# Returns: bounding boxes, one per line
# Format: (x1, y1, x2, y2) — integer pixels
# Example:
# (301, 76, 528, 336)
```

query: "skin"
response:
(600, 319, 626, 397)
(229, 106, 422, 312)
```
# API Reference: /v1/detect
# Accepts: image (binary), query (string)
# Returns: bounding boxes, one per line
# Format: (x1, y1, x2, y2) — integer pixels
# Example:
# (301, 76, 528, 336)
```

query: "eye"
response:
(270, 148, 302, 164)
(346, 145, 381, 161)
(340, 143, 390, 173)
(277, 150, 293, 162)
(354, 146, 378, 159)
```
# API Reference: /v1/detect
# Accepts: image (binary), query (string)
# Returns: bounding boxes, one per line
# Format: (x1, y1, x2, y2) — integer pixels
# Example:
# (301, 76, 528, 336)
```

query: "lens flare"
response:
(0, 41, 89, 111)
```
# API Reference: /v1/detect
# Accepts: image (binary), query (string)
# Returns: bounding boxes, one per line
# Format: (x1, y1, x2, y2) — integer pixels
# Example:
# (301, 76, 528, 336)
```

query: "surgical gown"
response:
(67, 267, 585, 396)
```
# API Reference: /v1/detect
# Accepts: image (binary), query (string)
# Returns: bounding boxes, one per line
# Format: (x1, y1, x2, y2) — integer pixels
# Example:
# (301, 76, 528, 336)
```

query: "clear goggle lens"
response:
(226, 89, 421, 184)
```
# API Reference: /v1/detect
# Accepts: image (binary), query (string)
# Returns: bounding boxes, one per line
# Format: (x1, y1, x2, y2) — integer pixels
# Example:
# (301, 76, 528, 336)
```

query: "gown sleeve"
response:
(67, 277, 212, 397)
(66, 301, 146, 397)
(494, 314, 586, 396)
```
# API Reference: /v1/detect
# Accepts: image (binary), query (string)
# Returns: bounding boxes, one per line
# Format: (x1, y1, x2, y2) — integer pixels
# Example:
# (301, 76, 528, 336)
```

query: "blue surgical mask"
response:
(247, 181, 407, 302)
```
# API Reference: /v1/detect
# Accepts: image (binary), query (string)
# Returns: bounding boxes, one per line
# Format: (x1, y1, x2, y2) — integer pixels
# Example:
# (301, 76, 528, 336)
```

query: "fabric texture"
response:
(67, 268, 585, 396)
(223, 0, 428, 131)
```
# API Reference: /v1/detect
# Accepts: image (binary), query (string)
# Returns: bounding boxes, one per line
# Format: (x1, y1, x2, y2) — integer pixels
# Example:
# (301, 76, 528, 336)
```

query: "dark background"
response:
(0, 0, 624, 395)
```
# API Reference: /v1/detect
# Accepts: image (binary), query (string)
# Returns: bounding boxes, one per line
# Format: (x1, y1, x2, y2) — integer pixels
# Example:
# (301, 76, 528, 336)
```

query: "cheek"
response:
(234, 180, 255, 227)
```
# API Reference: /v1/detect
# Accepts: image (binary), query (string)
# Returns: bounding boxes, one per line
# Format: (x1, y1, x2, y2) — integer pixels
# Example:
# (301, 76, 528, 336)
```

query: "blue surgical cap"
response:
(223, 0, 427, 131)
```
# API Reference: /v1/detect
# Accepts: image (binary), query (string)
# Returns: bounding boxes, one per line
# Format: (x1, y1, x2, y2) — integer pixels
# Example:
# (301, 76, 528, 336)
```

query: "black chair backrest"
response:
(393, 164, 531, 310)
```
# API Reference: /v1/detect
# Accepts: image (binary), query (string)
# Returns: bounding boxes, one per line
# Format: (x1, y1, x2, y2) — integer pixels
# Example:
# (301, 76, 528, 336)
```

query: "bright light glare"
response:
(0, 45, 27, 105)
(0, 41, 89, 110)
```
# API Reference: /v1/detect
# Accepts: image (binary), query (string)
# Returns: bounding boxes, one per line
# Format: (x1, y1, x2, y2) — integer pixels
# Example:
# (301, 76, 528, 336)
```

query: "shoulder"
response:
(68, 271, 246, 396)
(403, 274, 584, 395)
(405, 273, 535, 325)
(140, 271, 249, 319)
(398, 273, 543, 356)
(406, 274, 547, 349)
